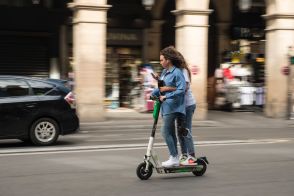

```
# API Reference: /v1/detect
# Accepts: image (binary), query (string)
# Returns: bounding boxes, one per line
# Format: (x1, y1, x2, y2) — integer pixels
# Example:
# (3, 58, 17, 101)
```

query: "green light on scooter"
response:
(177, 168, 191, 172)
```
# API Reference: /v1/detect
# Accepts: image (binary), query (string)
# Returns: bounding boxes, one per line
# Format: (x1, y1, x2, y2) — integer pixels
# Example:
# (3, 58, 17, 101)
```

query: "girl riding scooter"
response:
(151, 46, 186, 167)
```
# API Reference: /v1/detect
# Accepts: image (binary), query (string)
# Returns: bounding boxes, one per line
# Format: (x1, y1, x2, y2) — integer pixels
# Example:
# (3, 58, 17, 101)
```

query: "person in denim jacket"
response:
(158, 48, 197, 166)
(152, 46, 186, 167)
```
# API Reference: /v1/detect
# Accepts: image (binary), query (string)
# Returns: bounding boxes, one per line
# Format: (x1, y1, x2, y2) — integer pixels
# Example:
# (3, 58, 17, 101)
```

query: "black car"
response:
(0, 75, 79, 146)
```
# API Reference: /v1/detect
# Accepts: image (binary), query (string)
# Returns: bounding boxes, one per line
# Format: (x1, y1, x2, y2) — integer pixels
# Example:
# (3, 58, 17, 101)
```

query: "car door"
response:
(0, 78, 38, 137)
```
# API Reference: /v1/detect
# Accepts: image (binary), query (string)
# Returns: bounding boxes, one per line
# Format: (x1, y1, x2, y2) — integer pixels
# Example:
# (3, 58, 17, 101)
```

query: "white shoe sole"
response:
(162, 163, 179, 167)
(180, 163, 197, 166)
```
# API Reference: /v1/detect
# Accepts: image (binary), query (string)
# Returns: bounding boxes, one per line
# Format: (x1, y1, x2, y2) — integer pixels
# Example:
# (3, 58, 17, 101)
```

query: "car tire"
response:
(29, 118, 60, 146)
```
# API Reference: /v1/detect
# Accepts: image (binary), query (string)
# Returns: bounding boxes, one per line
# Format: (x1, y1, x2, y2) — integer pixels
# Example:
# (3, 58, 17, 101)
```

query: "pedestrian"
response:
(151, 46, 186, 167)
(159, 47, 197, 165)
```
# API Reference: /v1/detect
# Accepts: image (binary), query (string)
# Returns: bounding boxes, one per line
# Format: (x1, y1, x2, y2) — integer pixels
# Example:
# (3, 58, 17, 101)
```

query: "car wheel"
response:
(29, 118, 60, 146)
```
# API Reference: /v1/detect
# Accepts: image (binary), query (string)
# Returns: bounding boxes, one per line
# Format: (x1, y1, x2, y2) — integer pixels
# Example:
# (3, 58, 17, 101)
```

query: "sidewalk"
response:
(80, 108, 294, 131)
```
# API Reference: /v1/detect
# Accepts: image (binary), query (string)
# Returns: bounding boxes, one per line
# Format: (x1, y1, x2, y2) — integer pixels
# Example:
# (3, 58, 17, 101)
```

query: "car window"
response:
(0, 79, 29, 97)
(27, 80, 55, 95)
(46, 88, 67, 96)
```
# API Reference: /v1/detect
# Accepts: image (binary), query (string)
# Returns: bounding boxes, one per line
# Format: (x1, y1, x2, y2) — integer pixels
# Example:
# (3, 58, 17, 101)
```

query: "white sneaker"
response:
(162, 156, 179, 167)
(180, 155, 197, 166)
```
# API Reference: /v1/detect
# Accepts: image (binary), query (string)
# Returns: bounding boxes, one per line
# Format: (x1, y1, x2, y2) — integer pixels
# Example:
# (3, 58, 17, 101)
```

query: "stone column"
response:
(263, 0, 294, 118)
(173, 0, 212, 120)
(69, 0, 111, 122)
(49, 58, 60, 79)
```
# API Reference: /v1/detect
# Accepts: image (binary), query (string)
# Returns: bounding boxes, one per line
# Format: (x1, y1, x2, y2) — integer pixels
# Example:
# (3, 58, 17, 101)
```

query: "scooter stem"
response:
(146, 136, 154, 157)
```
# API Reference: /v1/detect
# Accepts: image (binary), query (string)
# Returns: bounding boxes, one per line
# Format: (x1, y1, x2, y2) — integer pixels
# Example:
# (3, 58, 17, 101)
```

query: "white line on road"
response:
(0, 138, 291, 157)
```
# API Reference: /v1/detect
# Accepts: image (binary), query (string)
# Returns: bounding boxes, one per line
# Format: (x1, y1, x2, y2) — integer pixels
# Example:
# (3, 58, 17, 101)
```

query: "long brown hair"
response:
(176, 51, 191, 82)
(160, 46, 191, 81)
(160, 46, 181, 67)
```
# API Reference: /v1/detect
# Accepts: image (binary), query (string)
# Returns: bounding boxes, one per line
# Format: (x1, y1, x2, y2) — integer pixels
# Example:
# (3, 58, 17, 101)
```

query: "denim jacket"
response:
(152, 66, 186, 116)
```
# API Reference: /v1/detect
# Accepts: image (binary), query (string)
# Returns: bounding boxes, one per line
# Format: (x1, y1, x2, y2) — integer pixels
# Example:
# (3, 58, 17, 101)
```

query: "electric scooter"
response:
(136, 89, 209, 180)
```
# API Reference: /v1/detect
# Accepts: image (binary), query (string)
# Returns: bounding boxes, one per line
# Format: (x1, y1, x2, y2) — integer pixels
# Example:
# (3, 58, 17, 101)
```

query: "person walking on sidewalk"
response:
(159, 48, 197, 165)
(151, 46, 186, 167)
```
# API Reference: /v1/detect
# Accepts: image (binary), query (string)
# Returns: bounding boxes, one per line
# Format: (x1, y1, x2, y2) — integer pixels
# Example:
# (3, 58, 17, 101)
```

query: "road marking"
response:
(0, 138, 291, 157)
(86, 137, 151, 142)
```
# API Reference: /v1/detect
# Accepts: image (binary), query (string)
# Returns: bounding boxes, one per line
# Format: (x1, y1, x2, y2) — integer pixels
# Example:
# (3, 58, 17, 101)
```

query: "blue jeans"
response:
(178, 104, 196, 156)
(161, 113, 179, 157)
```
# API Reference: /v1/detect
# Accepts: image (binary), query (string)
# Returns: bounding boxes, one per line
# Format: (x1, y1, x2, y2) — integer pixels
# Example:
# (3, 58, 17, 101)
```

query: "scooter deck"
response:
(161, 164, 198, 169)
(155, 157, 209, 174)
(156, 164, 203, 174)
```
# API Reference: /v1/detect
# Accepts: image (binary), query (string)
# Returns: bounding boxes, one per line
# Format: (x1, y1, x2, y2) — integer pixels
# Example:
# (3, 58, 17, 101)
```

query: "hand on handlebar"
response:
(150, 95, 166, 102)
(159, 96, 166, 102)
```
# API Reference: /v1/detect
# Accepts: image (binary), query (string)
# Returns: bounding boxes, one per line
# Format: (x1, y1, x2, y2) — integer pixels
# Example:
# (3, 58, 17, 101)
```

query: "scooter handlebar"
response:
(149, 95, 159, 101)
(150, 95, 166, 102)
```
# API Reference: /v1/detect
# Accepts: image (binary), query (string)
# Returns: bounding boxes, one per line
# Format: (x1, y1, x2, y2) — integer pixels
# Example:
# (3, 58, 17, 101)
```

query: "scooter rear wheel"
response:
(136, 162, 153, 180)
(192, 159, 207, 176)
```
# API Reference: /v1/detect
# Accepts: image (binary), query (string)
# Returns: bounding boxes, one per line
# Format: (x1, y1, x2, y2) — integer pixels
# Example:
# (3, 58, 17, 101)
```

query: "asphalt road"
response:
(1, 125, 294, 150)
(0, 123, 294, 196)
(0, 138, 293, 196)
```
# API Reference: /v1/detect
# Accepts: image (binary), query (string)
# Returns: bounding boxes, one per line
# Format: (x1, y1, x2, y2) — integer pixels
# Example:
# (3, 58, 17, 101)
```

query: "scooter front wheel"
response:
(192, 159, 207, 176)
(136, 162, 153, 180)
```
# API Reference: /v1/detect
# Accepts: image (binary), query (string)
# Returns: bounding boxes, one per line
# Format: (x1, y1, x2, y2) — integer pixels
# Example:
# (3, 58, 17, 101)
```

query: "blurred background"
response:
(0, 0, 293, 122)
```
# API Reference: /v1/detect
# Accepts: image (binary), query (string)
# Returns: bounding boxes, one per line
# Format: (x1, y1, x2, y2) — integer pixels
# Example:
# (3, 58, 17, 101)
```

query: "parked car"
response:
(0, 75, 79, 146)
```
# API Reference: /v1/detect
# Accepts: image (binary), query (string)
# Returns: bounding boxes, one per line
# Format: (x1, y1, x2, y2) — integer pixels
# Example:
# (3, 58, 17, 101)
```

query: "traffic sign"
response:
(191, 65, 199, 75)
(282, 66, 290, 75)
